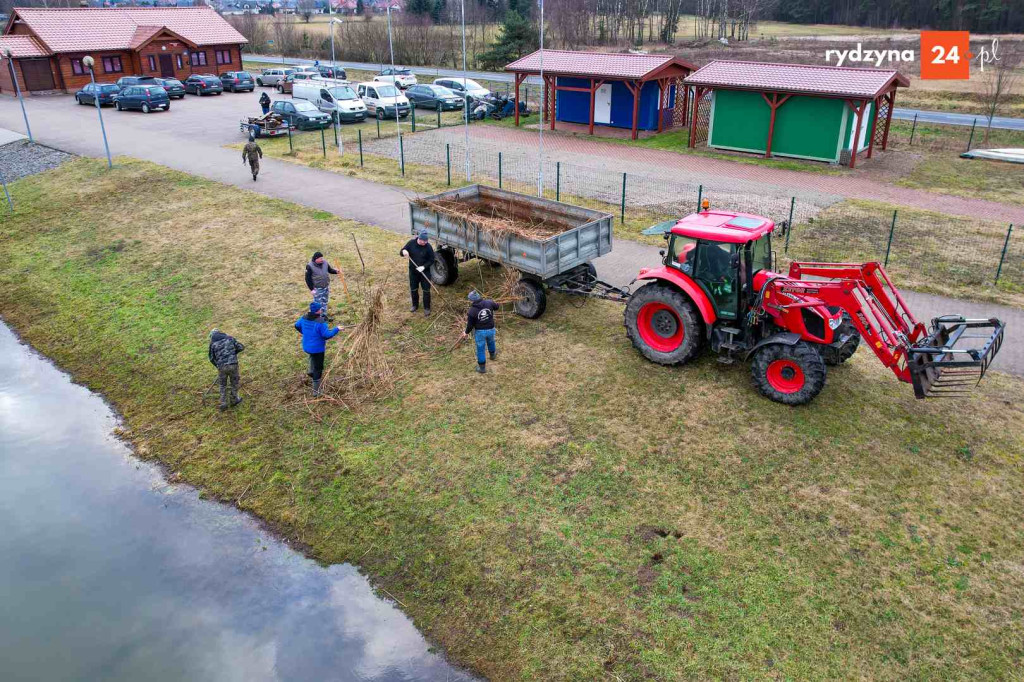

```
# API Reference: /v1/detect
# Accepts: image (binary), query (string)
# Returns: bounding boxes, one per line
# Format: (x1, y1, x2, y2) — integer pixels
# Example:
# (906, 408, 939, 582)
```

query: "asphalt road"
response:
(249, 54, 1024, 132)
(0, 91, 1019, 376)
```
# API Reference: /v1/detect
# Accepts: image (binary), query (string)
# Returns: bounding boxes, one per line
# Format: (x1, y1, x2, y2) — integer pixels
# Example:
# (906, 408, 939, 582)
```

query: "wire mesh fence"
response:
(277, 124, 1022, 297)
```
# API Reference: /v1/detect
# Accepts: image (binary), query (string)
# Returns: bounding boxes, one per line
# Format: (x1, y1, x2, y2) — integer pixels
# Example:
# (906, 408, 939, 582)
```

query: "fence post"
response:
(620, 172, 627, 224)
(785, 196, 795, 254)
(376, 115, 380, 138)
(446, 143, 451, 186)
(525, 87, 528, 113)
(411, 105, 416, 133)
(498, 152, 502, 189)
(358, 129, 364, 167)
(967, 117, 977, 152)
(399, 134, 405, 176)
(287, 124, 293, 153)
(909, 113, 918, 145)
(437, 106, 441, 129)
(884, 210, 898, 267)
(696, 184, 703, 212)
(321, 127, 326, 158)
(995, 224, 1014, 284)
(555, 161, 560, 202)
(333, 122, 338, 148)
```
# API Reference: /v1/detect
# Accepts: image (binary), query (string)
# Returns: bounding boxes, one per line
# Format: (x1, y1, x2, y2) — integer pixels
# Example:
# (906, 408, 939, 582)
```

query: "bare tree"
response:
(297, 0, 318, 23)
(982, 42, 1022, 144)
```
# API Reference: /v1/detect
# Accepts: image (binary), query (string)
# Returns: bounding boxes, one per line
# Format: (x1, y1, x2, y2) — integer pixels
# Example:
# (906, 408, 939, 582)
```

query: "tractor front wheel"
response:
(751, 342, 826, 405)
(624, 283, 703, 365)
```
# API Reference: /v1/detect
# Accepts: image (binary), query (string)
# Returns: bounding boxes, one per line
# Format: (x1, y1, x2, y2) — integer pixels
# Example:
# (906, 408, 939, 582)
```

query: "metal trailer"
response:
(240, 115, 293, 138)
(409, 185, 628, 318)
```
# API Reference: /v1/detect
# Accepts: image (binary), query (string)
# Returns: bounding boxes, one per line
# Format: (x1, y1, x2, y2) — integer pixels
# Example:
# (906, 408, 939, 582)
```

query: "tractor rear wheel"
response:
(624, 283, 703, 365)
(820, 320, 861, 366)
(751, 342, 826, 405)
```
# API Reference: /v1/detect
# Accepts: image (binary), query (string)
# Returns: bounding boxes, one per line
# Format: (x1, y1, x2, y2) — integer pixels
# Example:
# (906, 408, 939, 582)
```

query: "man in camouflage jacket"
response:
(208, 329, 245, 410)
(242, 134, 263, 181)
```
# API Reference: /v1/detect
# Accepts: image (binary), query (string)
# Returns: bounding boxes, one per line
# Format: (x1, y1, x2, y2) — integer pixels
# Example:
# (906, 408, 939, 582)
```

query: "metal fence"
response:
(280, 124, 1022, 296)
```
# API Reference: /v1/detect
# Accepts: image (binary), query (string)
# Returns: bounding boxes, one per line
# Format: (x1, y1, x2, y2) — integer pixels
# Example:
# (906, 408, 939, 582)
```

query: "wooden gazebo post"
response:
(845, 99, 868, 168)
(688, 85, 706, 148)
(513, 71, 526, 127)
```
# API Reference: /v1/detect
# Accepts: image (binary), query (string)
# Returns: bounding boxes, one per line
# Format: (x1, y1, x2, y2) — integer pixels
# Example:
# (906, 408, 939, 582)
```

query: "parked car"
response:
(276, 74, 295, 94)
(114, 84, 170, 113)
(115, 75, 157, 90)
(293, 80, 367, 122)
(433, 77, 490, 103)
(374, 67, 417, 89)
(257, 67, 294, 87)
(404, 83, 464, 111)
(154, 77, 185, 99)
(271, 99, 332, 130)
(356, 81, 410, 120)
(74, 82, 120, 107)
(184, 74, 224, 96)
(293, 64, 320, 74)
(290, 71, 320, 84)
(220, 71, 255, 93)
(317, 65, 346, 80)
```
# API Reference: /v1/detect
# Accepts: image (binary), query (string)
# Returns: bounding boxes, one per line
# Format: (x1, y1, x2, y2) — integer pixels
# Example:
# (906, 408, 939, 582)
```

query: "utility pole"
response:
(460, 0, 470, 182)
(82, 56, 112, 169)
(386, 5, 401, 151)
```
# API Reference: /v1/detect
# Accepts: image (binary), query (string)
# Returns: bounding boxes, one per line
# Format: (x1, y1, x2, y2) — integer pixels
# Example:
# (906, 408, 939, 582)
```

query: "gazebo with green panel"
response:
(684, 61, 909, 168)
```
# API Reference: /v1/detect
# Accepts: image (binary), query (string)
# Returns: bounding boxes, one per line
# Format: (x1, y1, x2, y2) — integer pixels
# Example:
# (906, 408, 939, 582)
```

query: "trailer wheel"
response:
(820, 320, 861, 366)
(624, 283, 703, 365)
(751, 341, 826, 406)
(514, 279, 546, 319)
(429, 248, 459, 286)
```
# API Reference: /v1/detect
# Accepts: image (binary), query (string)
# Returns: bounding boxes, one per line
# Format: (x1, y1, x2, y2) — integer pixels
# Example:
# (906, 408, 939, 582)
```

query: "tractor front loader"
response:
(625, 207, 1005, 405)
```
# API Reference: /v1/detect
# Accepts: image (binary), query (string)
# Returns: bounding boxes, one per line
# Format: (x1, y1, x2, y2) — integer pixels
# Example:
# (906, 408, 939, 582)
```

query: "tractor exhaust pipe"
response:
(908, 316, 1005, 398)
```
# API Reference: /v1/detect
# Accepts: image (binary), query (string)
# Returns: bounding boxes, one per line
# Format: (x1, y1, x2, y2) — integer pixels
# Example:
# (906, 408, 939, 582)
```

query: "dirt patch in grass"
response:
(8, 158, 1024, 680)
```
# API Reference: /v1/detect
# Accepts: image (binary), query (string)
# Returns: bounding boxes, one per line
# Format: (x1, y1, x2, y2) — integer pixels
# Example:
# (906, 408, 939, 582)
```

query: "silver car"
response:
(257, 68, 294, 87)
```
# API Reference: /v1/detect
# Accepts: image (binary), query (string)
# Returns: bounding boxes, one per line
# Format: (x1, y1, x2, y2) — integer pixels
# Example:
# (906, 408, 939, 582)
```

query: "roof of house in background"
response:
(506, 49, 697, 80)
(4, 7, 246, 54)
(684, 60, 910, 99)
(0, 34, 50, 58)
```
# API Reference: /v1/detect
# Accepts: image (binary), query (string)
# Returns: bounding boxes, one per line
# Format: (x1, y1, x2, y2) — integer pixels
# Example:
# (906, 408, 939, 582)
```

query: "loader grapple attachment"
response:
(908, 316, 1005, 398)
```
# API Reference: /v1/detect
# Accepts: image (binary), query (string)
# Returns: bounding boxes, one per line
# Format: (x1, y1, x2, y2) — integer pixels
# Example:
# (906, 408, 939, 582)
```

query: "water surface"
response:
(0, 321, 476, 682)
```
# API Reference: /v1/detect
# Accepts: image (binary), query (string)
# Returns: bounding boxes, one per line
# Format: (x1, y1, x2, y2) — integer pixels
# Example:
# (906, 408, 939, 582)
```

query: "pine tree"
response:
(355, 0, 364, 14)
(430, 0, 446, 23)
(478, 10, 537, 70)
(406, 0, 433, 16)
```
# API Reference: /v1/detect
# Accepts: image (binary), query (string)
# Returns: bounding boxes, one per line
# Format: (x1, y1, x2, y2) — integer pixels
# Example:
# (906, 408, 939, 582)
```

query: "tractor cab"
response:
(663, 208, 778, 323)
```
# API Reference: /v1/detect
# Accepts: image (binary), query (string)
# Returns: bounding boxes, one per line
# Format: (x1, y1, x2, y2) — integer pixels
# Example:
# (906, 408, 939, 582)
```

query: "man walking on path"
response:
(242, 134, 263, 181)
(208, 328, 245, 410)
(294, 301, 342, 397)
(259, 91, 271, 115)
(461, 290, 499, 374)
(401, 229, 435, 316)
(305, 251, 340, 320)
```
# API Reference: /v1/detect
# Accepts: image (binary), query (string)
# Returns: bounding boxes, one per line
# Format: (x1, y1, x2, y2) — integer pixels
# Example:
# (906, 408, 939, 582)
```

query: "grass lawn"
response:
(897, 154, 1024, 207)
(3, 158, 1024, 680)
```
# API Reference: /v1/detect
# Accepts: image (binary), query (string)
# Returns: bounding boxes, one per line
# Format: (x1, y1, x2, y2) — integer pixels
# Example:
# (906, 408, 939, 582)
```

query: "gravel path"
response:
(0, 140, 73, 184)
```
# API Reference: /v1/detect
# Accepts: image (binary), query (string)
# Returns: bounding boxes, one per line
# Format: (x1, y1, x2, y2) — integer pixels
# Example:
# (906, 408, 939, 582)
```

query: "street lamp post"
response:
(0, 167, 13, 213)
(460, 0, 469, 181)
(329, 17, 343, 155)
(4, 49, 33, 143)
(386, 5, 401, 147)
(82, 56, 113, 169)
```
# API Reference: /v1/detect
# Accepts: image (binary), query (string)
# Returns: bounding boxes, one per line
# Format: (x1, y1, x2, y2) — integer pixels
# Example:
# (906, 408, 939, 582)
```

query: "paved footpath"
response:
(1, 94, 1020, 375)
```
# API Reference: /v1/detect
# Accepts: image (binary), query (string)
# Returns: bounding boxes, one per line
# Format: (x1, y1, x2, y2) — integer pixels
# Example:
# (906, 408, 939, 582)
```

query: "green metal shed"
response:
(684, 61, 909, 167)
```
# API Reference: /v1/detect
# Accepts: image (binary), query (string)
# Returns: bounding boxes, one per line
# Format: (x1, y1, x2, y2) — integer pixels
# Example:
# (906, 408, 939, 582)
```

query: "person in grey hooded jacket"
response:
(208, 329, 245, 410)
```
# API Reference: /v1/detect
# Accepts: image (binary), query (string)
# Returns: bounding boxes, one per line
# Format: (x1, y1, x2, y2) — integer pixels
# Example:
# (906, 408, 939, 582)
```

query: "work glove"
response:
(401, 249, 409, 257)
(416, 266, 425, 273)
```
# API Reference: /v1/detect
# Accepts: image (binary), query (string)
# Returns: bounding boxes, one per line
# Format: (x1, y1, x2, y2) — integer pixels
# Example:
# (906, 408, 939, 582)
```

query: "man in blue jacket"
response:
(294, 301, 342, 396)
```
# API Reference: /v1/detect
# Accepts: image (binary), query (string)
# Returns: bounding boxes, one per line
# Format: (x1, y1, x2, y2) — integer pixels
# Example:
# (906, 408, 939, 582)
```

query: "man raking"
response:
(400, 229, 435, 317)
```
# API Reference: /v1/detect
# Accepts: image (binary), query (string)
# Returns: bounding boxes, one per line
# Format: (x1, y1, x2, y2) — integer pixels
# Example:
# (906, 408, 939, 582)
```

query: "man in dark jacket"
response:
(294, 301, 342, 396)
(401, 229, 435, 316)
(208, 328, 245, 410)
(461, 290, 499, 374)
(259, 91, 271, 115)
(305, 251, 339, 320)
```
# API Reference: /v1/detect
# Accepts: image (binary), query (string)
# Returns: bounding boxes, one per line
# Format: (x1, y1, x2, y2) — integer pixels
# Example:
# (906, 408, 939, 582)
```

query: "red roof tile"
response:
(506, 49, 696, 80)
(684, 60, 909, 99)
(0, 35, 50, 58)
(8, 7, 246, 54)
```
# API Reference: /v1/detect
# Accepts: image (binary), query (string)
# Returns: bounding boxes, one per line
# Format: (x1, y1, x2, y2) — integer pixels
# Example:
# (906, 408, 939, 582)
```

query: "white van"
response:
(293, 79, 367, 123)
(355, 81, 411, 120)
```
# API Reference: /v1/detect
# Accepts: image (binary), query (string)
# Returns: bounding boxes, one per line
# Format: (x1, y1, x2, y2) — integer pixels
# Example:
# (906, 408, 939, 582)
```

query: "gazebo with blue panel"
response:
(506, 50, 697, 140)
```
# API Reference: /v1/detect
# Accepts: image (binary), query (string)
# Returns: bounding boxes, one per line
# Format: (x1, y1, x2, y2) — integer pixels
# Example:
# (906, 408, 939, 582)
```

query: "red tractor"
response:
(624, 206, 1005, 405)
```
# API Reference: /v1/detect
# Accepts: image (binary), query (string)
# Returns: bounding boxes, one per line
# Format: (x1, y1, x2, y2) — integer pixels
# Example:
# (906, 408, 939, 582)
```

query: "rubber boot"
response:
(424, 308, 431, 317)
(489, 349, 498, 360)
(312, 379, 322, 397)
(476, 363, 486, 374)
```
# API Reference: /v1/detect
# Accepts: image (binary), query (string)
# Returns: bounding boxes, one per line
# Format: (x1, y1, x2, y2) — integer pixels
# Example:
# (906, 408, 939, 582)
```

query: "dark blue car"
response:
(220, 71, 255, 93)
(75, 83, 120, 107)
(114, 84, 171, 113)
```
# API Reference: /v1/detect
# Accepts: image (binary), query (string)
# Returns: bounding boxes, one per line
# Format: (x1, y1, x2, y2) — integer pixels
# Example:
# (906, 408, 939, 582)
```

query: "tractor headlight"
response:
(828, 316, 842, 330)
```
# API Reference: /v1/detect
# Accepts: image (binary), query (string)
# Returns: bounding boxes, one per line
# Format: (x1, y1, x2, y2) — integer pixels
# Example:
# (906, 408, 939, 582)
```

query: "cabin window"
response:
(70, 58, 85, 75)
(102, 56, 123, 73)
